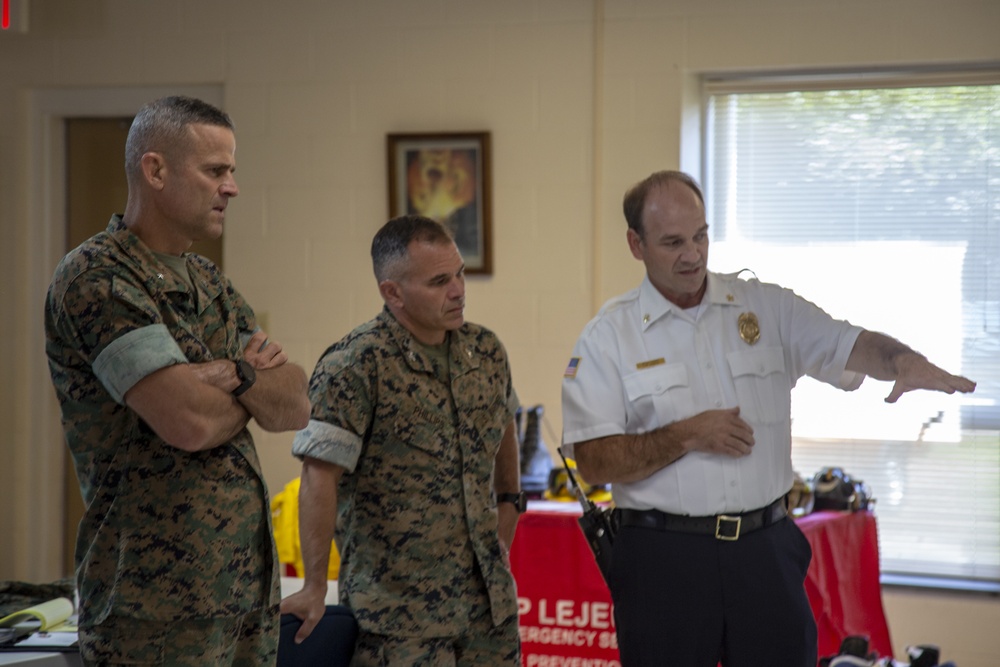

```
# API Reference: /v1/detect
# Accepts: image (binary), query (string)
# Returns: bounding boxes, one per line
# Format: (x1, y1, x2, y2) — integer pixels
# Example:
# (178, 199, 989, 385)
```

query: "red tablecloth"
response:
(796, 510, 893, 660)
(510, 505, 892, 666)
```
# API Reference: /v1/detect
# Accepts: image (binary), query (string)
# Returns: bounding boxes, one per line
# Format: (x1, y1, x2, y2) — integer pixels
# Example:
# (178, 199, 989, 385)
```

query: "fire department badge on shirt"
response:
(738, 312, 760, 345)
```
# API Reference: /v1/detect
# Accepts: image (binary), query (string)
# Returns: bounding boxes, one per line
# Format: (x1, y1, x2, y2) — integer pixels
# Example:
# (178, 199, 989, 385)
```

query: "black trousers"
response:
(608, 515, 817, 667)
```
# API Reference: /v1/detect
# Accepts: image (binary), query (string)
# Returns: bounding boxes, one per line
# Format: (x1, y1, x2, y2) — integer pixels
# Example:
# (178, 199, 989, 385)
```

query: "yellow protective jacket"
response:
(271, 477, 340, 579)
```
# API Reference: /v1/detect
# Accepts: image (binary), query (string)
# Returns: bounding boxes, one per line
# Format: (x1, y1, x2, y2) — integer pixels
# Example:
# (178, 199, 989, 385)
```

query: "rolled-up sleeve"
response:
(292, 419, 363, 471)
(93, 324, 188, 404)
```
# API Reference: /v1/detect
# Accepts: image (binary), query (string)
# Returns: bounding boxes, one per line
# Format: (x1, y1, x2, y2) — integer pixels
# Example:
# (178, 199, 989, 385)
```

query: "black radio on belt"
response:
(557, 447, 617, 585)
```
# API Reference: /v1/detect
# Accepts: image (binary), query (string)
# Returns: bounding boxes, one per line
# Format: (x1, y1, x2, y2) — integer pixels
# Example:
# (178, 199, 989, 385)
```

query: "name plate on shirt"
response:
(636, 358, 665, 370)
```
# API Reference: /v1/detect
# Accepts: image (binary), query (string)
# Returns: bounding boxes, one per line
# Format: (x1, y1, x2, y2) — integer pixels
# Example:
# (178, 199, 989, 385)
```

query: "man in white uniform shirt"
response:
(561, 170, 976, 667)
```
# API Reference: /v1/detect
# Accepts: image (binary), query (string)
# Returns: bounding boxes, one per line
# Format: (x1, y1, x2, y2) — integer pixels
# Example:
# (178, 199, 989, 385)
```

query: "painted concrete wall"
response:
(2, 1, 998, 663)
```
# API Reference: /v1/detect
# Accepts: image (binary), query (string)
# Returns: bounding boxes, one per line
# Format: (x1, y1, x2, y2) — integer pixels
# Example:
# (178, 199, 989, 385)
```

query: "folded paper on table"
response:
(0, 598, 76, 632)
(0, 597, 78, 651)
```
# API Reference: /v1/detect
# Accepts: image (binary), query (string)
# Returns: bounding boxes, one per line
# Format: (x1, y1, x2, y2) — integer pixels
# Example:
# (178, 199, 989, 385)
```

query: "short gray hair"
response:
(371, 215, 454, 282)
(125, 96, 234, 183)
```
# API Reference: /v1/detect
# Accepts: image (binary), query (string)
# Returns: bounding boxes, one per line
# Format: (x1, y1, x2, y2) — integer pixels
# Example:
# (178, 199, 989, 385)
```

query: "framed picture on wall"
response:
(387, 131, 493, 275)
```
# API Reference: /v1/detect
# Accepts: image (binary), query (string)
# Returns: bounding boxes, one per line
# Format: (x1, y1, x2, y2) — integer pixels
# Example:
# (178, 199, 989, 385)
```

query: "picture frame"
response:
(387, 131, 493, 275)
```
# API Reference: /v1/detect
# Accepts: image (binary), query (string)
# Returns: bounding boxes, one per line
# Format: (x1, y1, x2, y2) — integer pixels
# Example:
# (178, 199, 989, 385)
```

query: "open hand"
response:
(884, 354, 976, 403)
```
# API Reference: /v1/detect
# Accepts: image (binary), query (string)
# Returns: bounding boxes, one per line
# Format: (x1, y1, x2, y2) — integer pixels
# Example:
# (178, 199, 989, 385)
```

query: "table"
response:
(0, 580, 335, 667)
(797, 510, 893, 660)
(510, 503, 892, 666)
(0, 654, 81, 666)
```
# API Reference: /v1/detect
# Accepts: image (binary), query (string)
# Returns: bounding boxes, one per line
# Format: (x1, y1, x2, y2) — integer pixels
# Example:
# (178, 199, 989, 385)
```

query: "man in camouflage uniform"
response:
(45, 96, 310, 666)
(280, 215, 523, 666)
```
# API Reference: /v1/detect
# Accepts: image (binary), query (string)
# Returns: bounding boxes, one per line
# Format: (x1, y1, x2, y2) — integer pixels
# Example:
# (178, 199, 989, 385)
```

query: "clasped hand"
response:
(243, 330, 287, 370)
(679, 407, 755, 458)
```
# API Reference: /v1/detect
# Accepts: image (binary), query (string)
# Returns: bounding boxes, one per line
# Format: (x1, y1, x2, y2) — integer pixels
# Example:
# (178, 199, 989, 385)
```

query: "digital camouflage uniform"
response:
(45, 215, 279, 662)
(292, 307, 520, 643)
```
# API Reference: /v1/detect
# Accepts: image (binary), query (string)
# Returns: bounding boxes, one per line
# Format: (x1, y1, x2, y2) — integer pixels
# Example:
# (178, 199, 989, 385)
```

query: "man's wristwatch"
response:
(232, 359, 257, 397)
(497, 491, 528, 513)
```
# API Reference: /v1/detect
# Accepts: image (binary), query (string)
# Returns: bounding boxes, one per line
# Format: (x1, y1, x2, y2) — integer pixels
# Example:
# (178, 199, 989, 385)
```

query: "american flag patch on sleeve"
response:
(564, 357, 581, 378)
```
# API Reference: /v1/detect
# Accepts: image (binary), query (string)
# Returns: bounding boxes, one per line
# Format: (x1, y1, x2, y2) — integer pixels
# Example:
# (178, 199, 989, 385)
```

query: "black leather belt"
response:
(616, 498, 787, 541)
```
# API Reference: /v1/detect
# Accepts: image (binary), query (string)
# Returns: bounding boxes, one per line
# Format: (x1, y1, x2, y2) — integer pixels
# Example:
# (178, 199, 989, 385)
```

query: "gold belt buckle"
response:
(715, 514, 741, 541)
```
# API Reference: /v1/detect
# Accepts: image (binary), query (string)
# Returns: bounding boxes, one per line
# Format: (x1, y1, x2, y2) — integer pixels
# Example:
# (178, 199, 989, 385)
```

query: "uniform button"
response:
(706, 363, 712, 370)
(654, 384, 663, 392)
(730, 481, 737, 487)
(759, 365, 765, 372)
(715, 401, 722, 407)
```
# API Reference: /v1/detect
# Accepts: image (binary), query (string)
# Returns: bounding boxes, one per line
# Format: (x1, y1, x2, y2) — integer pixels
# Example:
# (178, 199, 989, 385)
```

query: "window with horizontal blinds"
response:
(702, 75, 1000, 583)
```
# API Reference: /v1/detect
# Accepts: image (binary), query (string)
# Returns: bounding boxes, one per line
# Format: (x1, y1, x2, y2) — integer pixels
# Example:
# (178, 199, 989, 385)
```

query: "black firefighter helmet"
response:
(811, 466, 874, 512)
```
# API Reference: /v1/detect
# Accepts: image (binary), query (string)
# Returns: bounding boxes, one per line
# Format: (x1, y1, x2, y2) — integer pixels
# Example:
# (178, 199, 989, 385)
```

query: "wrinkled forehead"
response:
(641, 181, 706, 233)
(176, 123, 236, 162)
(402, 239, 463, 282)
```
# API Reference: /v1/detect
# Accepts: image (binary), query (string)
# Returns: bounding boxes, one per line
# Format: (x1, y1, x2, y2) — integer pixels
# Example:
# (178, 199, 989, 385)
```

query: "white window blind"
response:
(703, 74, 1000, 583)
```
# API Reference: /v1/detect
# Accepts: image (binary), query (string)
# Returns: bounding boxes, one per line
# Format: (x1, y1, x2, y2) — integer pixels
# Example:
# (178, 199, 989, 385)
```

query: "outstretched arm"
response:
(846, 330, 976, 403)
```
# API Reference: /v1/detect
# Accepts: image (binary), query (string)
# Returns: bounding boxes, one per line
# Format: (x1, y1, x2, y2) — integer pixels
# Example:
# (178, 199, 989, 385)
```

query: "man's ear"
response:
(626, 228, 644, 260)
(378, 279, 403, 309)
(140, 152, 167, 191)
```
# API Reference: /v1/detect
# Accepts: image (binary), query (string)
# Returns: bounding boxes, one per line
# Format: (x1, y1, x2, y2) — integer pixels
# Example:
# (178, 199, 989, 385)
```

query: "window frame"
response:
(698, 67, 1000, 591)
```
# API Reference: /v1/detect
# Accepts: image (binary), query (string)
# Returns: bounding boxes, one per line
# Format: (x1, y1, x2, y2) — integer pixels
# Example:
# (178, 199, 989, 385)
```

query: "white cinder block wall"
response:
(2, 1, 998, 664)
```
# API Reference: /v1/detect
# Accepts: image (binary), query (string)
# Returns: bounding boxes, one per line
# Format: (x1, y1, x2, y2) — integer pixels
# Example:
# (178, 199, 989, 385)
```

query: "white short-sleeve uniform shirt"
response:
(562, 272, 864, 516)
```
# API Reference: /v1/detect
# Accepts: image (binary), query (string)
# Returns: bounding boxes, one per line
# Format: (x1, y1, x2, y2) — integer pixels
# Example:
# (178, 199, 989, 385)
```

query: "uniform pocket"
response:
(466, 396, 508, 457)
(388, 404, 454, 460)
(726, 346, 790, 424)
(111, 275, 160, 322)
(622, 363, 695, 428)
